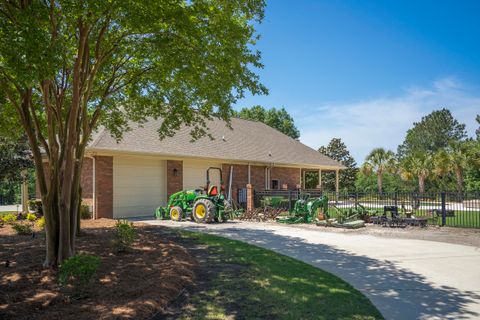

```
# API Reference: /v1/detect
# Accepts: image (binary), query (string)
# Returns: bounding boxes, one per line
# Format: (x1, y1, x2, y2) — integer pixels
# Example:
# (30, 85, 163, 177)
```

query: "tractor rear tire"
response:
(193, 199, 215, 223)
(170, 206, 183, 222)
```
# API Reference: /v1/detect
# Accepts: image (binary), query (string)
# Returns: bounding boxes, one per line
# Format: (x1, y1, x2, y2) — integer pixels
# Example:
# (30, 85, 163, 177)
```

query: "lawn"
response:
(174, 230, 383, 320)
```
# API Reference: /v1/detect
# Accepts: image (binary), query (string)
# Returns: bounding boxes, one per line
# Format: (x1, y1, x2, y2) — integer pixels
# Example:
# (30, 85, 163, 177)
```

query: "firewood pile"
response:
(237, 207, 285, 222)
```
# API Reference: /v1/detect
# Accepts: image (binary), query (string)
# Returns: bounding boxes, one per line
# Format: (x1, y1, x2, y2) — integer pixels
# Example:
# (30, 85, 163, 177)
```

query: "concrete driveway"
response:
(140, 219, 480, 320)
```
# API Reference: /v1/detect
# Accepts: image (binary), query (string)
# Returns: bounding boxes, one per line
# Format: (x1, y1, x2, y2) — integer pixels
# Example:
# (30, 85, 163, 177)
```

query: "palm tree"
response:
(434, 141, 470, 193)
(361, 148, 396, 193)
(400, 153, 432, 194)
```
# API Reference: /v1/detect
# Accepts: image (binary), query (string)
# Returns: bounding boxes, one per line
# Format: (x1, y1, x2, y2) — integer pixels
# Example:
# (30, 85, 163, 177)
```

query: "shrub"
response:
(12, 222, 33, 235)
(28, 200, 43, 216)
(25, 213, 37, 222)
(112, 220, 136, 252)
(36, 216, 46, 229)
(80, 205, 91, 220)
(2, 213, 17, 224)
(58, 254, 101, 297)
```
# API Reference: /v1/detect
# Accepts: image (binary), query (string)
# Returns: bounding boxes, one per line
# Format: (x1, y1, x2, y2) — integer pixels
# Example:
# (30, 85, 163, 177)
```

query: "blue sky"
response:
(236, 0, 480, 163)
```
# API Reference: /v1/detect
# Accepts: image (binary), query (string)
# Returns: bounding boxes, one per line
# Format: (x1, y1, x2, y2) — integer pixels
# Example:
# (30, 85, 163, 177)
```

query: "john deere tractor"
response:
(154, 167, 230, 223)
(277, 193, 329, 224)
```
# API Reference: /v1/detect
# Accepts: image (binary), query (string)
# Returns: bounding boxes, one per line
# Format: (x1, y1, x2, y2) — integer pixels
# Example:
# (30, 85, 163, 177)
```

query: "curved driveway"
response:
(141, 219, 480, 320)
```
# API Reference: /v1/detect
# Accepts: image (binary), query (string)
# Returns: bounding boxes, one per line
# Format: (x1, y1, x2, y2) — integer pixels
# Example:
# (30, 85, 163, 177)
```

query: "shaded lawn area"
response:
(172, 230, 384, 320)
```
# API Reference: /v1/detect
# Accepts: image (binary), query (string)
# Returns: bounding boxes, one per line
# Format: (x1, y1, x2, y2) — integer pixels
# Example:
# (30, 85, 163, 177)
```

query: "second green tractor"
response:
(154, 167, 230, 223)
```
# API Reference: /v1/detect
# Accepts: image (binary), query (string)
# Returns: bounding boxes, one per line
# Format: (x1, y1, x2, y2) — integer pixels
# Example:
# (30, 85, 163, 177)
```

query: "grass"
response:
(177, 230, 383, 320)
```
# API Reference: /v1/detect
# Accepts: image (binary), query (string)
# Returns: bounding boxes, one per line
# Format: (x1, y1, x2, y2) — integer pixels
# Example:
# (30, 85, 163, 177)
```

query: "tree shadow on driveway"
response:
(177, 223, 480, 320)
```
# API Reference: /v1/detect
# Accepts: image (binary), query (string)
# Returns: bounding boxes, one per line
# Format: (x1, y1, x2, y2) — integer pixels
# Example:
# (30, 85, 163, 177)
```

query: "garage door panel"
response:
(183, 160, 222, 190)
(113, 156, 166, 218)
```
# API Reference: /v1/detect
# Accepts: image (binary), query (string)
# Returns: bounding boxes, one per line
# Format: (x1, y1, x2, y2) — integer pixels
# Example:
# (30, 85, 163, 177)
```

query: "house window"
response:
(271, 179, 280, 190)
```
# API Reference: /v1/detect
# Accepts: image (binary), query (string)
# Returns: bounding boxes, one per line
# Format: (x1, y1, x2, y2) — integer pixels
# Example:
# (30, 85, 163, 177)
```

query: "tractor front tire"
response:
(170, 206, 183, 222)
(193, 199, 216, 223)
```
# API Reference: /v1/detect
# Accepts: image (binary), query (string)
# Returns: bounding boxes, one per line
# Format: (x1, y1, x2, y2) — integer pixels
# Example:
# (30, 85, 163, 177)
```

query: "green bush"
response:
(58, 254, 101, 296)
(36, 216, 46, 229)
(2, 213, 17, 224)
(12, 222, 33, 235)
(25, 213, 37, 222)
(112, 220, 136, 252)
(80, 204, 91, 219)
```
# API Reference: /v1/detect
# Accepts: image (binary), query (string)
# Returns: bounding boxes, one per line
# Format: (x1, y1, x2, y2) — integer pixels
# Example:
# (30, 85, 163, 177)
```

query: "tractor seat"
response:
(208, 185, 218, 196)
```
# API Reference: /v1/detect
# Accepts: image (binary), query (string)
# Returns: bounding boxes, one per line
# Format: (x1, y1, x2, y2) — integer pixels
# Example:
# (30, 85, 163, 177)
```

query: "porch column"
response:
(246, 184, 254, 212)
(335, 169, 340, 193)
(302, 169, 306, 189)
(318, 169, 322, 189)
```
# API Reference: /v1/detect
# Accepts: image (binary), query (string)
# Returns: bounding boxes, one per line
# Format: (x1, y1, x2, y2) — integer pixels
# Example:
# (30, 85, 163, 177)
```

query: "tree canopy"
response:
(317, 138, 357, 191)
(236, 105, 300, 139)
(0, 0, 266, 266)
(398, 109, 467, 157)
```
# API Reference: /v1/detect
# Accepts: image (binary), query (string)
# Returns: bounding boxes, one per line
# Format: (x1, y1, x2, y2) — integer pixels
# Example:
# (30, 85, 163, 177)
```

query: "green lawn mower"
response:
(154, 167, 231, 223)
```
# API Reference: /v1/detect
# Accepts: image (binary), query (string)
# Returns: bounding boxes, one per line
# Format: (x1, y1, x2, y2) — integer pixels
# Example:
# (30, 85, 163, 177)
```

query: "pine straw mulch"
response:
(0, 219, 197, 320)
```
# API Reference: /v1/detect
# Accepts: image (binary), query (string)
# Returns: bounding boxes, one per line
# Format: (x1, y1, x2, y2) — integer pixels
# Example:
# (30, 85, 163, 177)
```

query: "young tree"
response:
(398, 109, 467, 157)
(318, 138, 357, 191)
(236, 105, 300, 139)
(434, 141, 472, 193)
(400, 153, 432, 194)
(0, 136, 33, 182)
(0, 1, 266, 266)
(361, 148, 396, 193)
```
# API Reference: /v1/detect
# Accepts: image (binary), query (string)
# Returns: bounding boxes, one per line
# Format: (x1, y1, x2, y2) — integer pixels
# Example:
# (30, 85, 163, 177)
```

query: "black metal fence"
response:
(254, 190, 480, 229)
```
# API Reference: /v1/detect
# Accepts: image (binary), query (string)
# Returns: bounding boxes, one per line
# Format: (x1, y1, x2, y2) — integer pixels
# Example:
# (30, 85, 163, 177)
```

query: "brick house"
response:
(70, 117, 344, 218)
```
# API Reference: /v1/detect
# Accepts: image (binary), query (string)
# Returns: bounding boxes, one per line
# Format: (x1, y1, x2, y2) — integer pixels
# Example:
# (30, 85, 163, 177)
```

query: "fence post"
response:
(441, 192, 446, 227)
(394, 192, 398, 207)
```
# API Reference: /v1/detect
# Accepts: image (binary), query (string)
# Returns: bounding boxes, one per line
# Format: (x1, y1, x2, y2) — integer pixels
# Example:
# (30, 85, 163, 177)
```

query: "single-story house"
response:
(53, 117, 344, 218)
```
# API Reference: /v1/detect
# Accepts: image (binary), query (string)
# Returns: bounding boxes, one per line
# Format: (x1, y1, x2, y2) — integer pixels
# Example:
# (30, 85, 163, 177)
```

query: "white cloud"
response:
(296, 77, 480, 163)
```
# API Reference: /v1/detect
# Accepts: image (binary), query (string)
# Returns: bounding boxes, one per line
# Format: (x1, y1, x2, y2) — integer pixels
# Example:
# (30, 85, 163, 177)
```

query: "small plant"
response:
(112, 220, 136, 252)
(80, 204, 91, 219)
(36, 216, 46, 229)
(2, 213, 17, 224)
(25, 213, 37, 222)
(11, 222, 33, 235)
(58, 254, 101, 297)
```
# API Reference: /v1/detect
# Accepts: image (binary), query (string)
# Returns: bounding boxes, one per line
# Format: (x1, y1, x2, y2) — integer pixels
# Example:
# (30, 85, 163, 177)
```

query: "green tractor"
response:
(154, 167, 230, 223)
(277, 193, 329, 224)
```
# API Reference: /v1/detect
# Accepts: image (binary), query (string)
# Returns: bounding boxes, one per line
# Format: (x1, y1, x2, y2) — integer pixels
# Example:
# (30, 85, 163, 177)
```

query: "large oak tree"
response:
(0, 0, 266, 266)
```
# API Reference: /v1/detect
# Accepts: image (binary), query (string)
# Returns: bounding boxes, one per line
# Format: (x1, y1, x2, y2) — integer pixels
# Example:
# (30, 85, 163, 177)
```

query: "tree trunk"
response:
(455, 168, 463, 194)
(418, 175, 425, 194)
(37, 154, 84, 267)
(377, 173, 383, 193)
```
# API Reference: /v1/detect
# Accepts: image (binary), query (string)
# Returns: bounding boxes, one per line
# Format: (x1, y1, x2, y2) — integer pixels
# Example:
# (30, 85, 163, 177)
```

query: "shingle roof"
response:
(88, 117, 344, 169)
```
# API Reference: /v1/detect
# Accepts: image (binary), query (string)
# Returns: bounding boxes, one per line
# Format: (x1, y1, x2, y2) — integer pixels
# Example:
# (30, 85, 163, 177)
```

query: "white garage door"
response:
(113, 156, 166, 218)
(183, 159, 223, 191)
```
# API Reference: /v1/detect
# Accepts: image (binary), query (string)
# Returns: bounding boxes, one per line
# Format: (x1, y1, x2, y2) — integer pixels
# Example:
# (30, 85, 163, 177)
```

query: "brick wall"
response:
(270, 167, 301, 190)
(167, 160, 183, 198)
(222, 164, 249, 202)
(95, 156, 113, 218)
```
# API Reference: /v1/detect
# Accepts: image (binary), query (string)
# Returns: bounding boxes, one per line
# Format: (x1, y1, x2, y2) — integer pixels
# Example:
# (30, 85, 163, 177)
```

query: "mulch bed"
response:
(0, 219, 197, 320)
